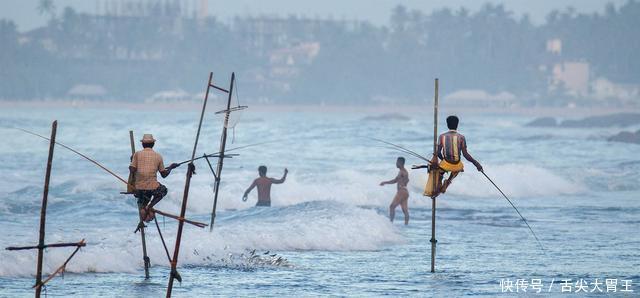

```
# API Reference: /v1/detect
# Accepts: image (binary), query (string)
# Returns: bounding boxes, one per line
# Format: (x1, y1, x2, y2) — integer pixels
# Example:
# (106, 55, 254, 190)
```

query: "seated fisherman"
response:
(129, 134, 179, 222)
(433, 115, 483, 194)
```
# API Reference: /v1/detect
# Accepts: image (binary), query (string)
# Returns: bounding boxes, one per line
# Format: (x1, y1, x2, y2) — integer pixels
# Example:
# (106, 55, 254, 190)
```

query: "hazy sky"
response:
(0, 0, 627, 32)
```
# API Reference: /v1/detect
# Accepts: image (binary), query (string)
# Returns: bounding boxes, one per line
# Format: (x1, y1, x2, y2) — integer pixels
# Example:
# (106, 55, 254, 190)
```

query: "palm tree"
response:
(37, 0, 56, 19)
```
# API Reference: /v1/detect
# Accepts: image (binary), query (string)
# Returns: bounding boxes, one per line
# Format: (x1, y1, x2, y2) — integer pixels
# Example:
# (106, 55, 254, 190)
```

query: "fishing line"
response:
(18, 126, 276, 182)
(175, 140, 284, 166)
(481, 170, 545, 252)
(365, 137, 432, 163)
(373, 144, 430, 164)
(16, 127, 131, 187)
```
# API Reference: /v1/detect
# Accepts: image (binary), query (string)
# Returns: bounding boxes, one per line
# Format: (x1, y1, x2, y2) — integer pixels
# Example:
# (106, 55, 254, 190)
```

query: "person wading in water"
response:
(380, 157, 410, 225)
(242, 166, 288, 207)
(129, 134, 180, 222)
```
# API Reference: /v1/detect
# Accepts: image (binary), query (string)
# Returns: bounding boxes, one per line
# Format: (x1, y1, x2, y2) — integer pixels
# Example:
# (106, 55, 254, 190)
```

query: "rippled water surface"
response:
(0, 106, 638, 296)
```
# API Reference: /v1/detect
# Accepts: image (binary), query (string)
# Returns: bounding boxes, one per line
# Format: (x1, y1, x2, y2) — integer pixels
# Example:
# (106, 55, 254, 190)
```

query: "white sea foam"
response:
(409, 163, 586, 198)
(0, 201, 402, 277)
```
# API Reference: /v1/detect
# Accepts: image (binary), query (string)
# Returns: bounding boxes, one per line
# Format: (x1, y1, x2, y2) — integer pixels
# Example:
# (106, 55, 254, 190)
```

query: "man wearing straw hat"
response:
(129, 134, 179, 222)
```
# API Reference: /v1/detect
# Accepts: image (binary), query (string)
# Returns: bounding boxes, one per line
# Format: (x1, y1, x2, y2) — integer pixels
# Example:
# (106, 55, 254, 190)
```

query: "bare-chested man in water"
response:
(242, 165, 288, 207)
(380, 157, 410, 225)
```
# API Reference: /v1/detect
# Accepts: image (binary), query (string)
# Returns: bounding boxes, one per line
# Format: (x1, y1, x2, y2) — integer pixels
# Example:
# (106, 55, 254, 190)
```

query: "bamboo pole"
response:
(6, 122, 86, 295)
(130, 130, 150, 279)
(127, 131, 136, 193)
(209, 72, 235, 231)
(152, 209, 207, 228)
(6, 241, 84, 251)
(35, 120, 57, 297)
(35, 240, 86, 289)
(167, 72, 213, 297)
(430, 79, 439, 273)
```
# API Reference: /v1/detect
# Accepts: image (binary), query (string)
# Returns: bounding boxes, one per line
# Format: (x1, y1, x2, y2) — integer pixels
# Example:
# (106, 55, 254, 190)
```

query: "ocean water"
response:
(0, 106, 638, 297)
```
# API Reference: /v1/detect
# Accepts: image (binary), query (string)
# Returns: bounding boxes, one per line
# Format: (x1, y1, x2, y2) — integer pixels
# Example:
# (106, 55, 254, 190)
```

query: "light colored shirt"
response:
(130, 148, 165, 190)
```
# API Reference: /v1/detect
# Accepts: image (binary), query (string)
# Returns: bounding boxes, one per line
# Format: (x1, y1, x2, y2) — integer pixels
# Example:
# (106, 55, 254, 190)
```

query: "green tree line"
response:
(0, 1, 638, 103)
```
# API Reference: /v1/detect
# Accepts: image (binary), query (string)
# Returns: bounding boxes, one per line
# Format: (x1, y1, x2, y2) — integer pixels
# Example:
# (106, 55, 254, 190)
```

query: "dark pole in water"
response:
(209, 72, 235, 231)
(430, 79, 439, 273)
(127, 131, 136, 193)
(7, 122, 86, 294)
(35, 120, 56, 297)
(167, 72, 213, 297)
(130, 131, 150, 279)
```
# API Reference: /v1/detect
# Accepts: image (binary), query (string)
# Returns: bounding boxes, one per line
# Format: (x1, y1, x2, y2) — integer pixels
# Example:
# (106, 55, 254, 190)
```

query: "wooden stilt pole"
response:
(430, 79, 439, 273)
(35, 120, 57, 297)
(127, 131, 136, 193)
(209, 72, 235, 231)
(130, 131, 150, 279)
(167, 72, 213, 297)
(6, 121, 87, 295)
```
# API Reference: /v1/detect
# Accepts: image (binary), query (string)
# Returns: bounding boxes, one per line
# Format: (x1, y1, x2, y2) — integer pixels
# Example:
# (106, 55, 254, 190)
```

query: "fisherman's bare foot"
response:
(141, 207, 155, 222)
(146, 209, 156, 222)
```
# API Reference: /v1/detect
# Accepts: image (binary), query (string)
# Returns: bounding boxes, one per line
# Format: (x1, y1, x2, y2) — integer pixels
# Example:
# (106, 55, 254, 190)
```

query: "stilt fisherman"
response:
(432, 115, 483, 195)
(129, 134, 180, 222)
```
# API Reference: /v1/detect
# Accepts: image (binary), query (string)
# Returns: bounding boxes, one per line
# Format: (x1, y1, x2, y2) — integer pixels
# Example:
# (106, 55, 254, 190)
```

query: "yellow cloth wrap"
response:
(423, 169, 441, 197)
(439, 159, 464, 172)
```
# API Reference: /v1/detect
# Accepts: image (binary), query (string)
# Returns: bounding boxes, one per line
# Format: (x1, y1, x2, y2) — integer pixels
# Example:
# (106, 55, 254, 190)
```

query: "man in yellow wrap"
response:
(430, 115, 483, 195)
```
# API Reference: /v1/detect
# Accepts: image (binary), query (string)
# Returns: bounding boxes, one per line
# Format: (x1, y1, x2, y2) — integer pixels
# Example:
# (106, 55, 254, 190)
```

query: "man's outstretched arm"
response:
(243, 180, 258, 200)
(160, 163, 179, 178)
(272, 168, 288, 184)
(380, 174, 399, 186)
(462, 146, 482, 171)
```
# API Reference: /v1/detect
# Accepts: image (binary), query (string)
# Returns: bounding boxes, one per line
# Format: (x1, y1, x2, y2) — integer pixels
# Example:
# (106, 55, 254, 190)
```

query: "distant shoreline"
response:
(1, 99, 638, 118)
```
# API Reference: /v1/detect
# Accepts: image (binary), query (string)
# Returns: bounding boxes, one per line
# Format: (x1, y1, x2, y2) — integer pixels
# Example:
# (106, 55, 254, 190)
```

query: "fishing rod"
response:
(17, 127, 277, 186)
(173, 140, 282, 166)
(373, 144, 431, 166)
(481, 170, 545, 252)
(365, 137, 432, 163)
(16, 127, 131, 187)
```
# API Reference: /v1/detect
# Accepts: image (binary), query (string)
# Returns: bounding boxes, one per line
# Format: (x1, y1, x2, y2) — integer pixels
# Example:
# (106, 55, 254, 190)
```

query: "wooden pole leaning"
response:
(209, 72, 236, 231)
(4, 121, 86, 297)
(35, 120, 57, 297)
(166, 72, 213, 297)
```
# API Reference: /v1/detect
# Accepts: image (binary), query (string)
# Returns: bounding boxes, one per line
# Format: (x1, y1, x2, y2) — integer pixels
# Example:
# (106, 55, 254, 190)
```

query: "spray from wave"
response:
(410, 163, 586, 198)
(0, 201, 402, 277)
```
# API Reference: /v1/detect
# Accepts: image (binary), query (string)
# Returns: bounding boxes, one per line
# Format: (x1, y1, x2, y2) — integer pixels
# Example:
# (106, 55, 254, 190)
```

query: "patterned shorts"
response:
(134, 184, 168, 207)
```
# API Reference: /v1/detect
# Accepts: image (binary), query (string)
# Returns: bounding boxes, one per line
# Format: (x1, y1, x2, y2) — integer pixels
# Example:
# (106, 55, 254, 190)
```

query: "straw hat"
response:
(141, 134, 156, 143)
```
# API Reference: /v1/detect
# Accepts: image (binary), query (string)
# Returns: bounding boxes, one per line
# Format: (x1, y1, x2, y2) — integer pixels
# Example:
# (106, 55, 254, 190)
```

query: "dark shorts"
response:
(134, 184, 168, 207)
(256, 200, 271, 207)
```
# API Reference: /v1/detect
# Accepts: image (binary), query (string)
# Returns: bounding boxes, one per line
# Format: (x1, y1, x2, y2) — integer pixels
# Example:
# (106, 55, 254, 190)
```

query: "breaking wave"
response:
(0, 201, 402, 277)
